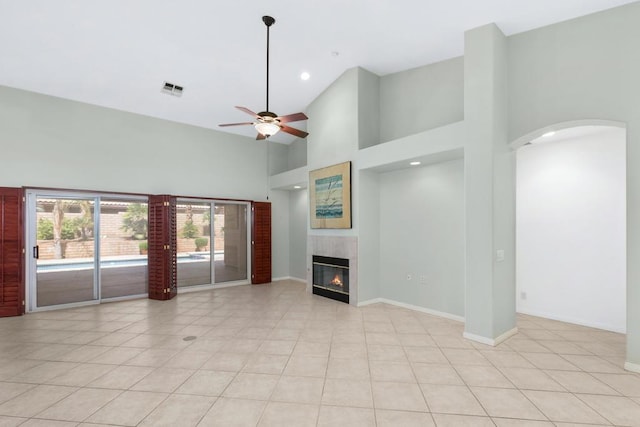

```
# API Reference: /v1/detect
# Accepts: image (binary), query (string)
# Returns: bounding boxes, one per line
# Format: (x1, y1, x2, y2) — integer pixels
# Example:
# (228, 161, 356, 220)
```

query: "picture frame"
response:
(309, 161, 352, 229)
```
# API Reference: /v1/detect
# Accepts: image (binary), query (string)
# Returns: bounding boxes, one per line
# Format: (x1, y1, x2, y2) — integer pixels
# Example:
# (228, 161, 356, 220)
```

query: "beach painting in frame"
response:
(309, 161, 351, 229)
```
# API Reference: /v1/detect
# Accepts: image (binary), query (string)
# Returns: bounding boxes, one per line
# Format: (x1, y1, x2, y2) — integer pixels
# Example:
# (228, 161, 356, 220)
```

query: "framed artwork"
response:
(309, 161, 352, 229)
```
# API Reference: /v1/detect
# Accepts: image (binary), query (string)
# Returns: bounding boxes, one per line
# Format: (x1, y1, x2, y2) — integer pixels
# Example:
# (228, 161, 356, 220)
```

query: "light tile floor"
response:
(0, 280, 639, 426)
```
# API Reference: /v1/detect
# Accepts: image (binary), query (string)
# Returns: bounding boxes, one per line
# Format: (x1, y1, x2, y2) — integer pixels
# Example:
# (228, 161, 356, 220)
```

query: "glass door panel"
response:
(35, 196, 97, 307)
(214, 203, 248, 283)
(99, 199, 149, 299)
(177, 201, 212, 287)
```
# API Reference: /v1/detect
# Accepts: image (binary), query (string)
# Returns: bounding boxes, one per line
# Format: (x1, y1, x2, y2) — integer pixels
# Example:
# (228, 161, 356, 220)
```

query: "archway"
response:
(512, 121, 627, 333)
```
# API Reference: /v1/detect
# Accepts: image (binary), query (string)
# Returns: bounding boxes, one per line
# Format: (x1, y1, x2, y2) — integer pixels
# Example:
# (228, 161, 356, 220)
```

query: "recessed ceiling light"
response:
(410, 161, 421, 166)
(300, 72, 310, 81)
(293, 185, 301, 189)
(542, 131, 556, 138)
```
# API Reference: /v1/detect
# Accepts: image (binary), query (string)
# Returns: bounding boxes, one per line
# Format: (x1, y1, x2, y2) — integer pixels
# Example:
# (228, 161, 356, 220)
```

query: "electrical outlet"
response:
(521, 291, 527, 300)
(406, 274, 412, 281)
(419, 275, 427, 285)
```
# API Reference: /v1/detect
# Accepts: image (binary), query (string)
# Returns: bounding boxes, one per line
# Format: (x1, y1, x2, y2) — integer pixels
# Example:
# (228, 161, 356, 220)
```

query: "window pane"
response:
(177, 201, 212, 287)
(99, 199, 148, 299)
(35, 197, 97, 307)
(215, 203, 248, 283)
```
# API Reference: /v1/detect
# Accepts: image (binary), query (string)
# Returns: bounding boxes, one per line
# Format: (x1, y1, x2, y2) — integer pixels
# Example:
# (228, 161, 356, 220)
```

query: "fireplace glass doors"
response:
(312, 255, 349, 303)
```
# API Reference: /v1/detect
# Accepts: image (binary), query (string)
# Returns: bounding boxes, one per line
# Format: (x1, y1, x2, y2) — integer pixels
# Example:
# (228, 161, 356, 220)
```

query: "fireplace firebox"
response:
(312, 255, 349, 303)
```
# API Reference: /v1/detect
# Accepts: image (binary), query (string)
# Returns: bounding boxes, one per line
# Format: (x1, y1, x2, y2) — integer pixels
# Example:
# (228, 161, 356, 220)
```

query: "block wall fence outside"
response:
(35, 208, 226, 260)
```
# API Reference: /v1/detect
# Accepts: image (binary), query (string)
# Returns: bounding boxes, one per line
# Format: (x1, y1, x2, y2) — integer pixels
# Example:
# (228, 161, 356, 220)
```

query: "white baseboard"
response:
(357, 298, 383, 307)
(272, 276, 306, 284)
(495, 327, 519, 345)
(213, 282, 250, 289)
(463, 332, 495, 346)
(102, 293, 148, 303)
(517, 307, 625, 334)
(463, 327, 518, 347)
(373, 298, 465, 323)
(178, 282, 249, 294)
(625, 361, 640, 374)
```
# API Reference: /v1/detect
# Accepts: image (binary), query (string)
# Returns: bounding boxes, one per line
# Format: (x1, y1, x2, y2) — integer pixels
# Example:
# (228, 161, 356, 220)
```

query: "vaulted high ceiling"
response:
(0, 0, 635, 143)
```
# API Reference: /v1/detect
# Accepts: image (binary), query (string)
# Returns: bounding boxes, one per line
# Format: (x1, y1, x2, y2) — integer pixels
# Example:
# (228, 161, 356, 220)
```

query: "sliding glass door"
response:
(27, 190, 148, 311)
(176, 202, 212, 288)
(215, 203, 248, 283)
(27, 191, 249, 310)
(176, 200, 249, 289)
(33, 196, 98, 307)
(99, 199, 149, 299)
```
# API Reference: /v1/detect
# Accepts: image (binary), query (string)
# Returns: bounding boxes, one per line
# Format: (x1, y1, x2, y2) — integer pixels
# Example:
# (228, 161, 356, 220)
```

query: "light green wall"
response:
(0, 85, 268, 199)
(289, 189, 308, 280)
(357, 68, 380, 149)
(507, 1, 640, 365)
(287, 139, 307, 170)
(307, 68, 359, 171)
(379, 57, 464, 143)
(357, 170, 380, 302)
(378, 159, 465, 315)
(269, 190, 290, 279)
(269, 142, 289, 175)
(508, 2, 640, 140)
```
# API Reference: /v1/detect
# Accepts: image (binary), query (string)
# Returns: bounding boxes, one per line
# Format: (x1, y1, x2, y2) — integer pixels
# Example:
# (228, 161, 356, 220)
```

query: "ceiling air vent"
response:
(161, 81, 184, 97)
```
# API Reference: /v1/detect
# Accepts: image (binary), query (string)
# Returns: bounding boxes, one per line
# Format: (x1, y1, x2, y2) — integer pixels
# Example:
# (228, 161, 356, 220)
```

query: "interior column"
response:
(626, 123, 640, 372)
(463, 24, 517, 344)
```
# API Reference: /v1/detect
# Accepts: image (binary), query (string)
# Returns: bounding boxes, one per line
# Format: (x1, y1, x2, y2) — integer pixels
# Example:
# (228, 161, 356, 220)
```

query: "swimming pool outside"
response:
(37, 252, 222, 272)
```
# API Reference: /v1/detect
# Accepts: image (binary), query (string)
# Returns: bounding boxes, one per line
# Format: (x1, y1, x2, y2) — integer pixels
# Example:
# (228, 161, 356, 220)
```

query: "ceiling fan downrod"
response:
(263, 15, 275, 114)
(218, 14, 309, 140)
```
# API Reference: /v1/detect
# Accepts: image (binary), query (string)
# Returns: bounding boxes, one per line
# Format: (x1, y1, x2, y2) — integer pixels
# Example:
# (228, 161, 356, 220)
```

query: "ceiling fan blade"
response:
(256, 133, 267, 140)
(280, 125, 309, 139)
(218, 122, 254, 127)
(235, 106, 260, 118)
(277, 112, 308, 123)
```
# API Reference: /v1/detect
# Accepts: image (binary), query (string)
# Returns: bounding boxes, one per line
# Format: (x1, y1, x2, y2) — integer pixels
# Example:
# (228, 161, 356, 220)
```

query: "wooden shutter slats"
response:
(148, 195, 177, 300)
(0, 187, 24, 317)
(251, 202, 271, 284)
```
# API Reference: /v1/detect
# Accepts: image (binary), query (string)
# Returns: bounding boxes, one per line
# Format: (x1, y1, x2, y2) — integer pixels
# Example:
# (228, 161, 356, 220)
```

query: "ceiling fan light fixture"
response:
(255, 121, 281, 137)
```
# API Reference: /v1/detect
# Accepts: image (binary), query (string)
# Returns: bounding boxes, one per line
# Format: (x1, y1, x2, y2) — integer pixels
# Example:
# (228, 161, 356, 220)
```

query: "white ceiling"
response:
(0, 0, 634, 144)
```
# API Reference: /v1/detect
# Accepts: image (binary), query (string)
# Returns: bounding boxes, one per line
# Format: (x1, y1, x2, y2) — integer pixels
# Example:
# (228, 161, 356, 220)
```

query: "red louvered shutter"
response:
(0, 187, 24, 317)
(251, 202, 271, 284)
(167, 197, 177, 299)
(148, 195, 177, 300)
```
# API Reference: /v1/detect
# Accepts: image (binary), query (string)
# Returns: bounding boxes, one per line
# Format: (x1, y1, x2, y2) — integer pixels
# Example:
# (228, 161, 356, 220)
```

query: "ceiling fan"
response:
(219, 15, 309, 140)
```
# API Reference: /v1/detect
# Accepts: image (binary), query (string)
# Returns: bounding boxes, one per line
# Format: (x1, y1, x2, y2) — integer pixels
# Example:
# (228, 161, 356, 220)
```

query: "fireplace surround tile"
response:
(308, 236, 358, 305)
